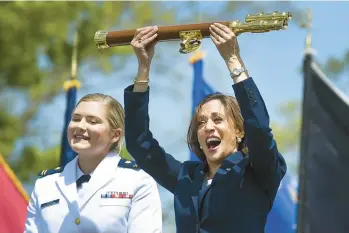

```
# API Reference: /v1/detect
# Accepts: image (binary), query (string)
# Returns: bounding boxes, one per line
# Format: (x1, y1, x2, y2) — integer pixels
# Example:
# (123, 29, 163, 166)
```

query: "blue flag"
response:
(190, 52, 214, 161)
(265, 173, 298, 233)
(189, 52, 297, 232)
(60, 80, 79, 167)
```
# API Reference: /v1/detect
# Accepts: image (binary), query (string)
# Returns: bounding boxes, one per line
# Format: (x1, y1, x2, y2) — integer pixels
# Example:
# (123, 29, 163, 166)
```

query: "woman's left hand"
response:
(209, 23, 241, 64)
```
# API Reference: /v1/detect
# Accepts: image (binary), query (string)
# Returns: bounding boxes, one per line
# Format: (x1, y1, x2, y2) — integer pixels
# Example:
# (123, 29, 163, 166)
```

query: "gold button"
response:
(75, 218, 80, 225)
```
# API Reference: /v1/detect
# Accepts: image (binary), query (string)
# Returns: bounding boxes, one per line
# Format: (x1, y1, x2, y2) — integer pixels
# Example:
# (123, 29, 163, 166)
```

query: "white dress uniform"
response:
(24, 152, 163, 233)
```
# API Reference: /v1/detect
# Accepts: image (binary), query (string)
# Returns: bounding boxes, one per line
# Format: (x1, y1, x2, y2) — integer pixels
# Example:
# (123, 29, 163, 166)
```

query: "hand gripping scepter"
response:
(94, 11, 292, 54)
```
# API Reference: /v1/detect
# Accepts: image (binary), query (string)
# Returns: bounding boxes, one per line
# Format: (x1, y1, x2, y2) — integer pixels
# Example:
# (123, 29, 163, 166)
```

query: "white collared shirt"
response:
(202, 178, 212, 189)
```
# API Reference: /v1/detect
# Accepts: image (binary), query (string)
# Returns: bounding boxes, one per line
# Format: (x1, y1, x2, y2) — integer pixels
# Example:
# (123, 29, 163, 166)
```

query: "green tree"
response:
(271, 100, 301, 153)
(0, 1, 180, 181)
(322, 50, 349, 78)
(0, 3, 303, 232)
(0, 2, 303, 182)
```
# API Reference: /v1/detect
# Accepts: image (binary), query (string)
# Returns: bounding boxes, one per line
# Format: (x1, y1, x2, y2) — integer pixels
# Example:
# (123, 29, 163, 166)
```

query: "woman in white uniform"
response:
(24, 93, 162, 233)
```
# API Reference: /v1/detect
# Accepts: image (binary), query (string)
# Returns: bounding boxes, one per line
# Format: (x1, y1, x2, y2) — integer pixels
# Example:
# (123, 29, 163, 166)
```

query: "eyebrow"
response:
(198, 112, 224, 118)
(212, 112, 224, 117)
(72, 113, 102, 120)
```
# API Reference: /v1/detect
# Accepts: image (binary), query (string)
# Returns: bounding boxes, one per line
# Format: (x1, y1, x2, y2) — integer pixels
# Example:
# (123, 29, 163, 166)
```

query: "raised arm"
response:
(233, 78, 286, 197)
(210, 23, 287, 199)
(124, 26, 182, 193)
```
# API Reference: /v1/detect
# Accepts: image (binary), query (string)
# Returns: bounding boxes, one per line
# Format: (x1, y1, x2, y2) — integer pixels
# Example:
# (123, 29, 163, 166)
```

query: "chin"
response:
(71, 146, 89, 153)
(206, 150, 229, 162)
(205, 149, 225, 162)
(70, 141, 91, 153)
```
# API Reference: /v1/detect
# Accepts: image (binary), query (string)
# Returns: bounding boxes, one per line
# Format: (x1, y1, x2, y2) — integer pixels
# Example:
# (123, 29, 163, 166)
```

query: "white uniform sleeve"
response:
(24, 181, 42, 233)
(127, 174, 162, 233)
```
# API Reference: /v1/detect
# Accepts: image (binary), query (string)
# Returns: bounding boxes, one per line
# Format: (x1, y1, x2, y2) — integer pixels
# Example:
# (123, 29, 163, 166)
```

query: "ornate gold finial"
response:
(189, 49, 205, 64)
(94, 30, 109, 49)
(63, 79, 81, 91)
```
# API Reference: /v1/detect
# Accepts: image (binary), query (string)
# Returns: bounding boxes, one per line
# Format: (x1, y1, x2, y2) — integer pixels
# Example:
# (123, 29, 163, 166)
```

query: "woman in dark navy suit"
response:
(124, 24, 287, 233)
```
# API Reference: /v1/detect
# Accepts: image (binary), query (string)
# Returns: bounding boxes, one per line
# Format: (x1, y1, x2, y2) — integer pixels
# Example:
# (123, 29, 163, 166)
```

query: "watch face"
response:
(233, 69, 240, 75)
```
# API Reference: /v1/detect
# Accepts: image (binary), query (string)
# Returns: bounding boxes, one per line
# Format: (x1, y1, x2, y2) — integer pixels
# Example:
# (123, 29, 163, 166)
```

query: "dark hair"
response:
(187, 92, 248, 161)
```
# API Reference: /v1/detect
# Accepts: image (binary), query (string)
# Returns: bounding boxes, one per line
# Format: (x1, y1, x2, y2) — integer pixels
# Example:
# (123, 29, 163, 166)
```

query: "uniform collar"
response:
(76, 159, 95, 180)
(56, 151, 121, 210)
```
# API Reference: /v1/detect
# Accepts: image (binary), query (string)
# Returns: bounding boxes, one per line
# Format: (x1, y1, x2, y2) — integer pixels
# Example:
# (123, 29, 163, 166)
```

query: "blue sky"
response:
(34, 1, 349, 165)
(23, 2, 348, 232)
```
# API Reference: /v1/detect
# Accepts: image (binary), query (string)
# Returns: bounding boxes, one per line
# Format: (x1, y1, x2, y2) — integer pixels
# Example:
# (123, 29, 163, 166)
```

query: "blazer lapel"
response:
(221, 151, 250, 176)
(79, 152, 121, 210)
(199, 152, 250, 223)
(190, 163, 206, 222)
(55, 157, 79, 213)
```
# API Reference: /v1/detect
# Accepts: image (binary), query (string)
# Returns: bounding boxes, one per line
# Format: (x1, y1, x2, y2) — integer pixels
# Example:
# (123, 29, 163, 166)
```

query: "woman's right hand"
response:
(131, 26, 158, 68)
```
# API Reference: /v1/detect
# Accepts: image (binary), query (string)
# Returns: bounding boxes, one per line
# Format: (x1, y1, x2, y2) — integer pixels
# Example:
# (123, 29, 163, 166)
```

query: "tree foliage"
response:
(0, 1, 180, 181)
(0, 2, 304, 183)
(0, 3, 305, 232)
(271, 100, 301, 154)
(322, 50, 349, 78)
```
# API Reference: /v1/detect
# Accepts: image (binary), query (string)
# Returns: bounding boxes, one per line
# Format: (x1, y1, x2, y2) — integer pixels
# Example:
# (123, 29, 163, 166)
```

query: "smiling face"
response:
(187, 93, 245, 163)
(67, 100, 121, 158)
(197, 100, 238, 163)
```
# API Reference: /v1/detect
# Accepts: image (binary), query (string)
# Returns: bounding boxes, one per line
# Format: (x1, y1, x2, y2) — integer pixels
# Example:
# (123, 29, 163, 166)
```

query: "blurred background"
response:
(1, 1, 348, 233)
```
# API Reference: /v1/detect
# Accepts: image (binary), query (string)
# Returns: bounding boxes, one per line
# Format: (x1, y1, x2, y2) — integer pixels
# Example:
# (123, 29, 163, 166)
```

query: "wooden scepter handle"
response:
(94, 12, 292, 52)
(94, 21, 231, 49)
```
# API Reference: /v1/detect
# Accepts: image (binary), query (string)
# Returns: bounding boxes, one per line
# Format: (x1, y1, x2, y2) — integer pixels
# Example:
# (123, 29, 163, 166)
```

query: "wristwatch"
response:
(230, 67, 247, 78)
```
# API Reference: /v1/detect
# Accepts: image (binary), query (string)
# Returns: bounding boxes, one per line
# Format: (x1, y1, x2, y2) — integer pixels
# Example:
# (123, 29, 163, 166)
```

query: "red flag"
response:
(0, 154, 29, 233)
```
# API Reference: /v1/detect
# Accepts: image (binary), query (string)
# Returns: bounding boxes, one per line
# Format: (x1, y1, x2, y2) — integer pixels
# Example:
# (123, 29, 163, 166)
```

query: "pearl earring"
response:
(237, 138, 241, 143)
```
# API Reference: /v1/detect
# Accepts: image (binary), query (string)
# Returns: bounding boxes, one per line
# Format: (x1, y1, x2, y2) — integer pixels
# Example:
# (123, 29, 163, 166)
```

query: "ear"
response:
(235, 129, 244, 141)
(111, 128, 122, 144)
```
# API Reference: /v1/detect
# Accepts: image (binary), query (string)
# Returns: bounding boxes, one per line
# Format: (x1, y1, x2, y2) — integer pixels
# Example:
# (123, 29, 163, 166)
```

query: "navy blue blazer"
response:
(124, 77, 287, 233)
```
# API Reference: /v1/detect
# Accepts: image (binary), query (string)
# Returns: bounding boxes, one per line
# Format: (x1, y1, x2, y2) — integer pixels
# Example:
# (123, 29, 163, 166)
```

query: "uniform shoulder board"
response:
(37, 166, 64, 178)
(118, 159, 140, 169)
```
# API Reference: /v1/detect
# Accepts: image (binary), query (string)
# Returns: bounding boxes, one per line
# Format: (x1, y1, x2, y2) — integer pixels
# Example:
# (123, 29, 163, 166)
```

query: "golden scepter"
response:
(94, 11, 292, 54)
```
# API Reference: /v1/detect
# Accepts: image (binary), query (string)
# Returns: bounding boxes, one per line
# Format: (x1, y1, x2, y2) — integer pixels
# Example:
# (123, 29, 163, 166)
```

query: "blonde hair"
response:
(187, 93, 247, 161)
(76, 93, 125, 154)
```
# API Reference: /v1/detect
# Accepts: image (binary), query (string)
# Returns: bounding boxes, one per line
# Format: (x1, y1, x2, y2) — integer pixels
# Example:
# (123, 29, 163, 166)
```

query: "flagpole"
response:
(64, 27, 81, 91)
(71, 28, 78, 80)
(297, 8, 313, 233)
(302, 9, 316, 56)
(60, 21, 81, 167)
(0, 154, 29, 203)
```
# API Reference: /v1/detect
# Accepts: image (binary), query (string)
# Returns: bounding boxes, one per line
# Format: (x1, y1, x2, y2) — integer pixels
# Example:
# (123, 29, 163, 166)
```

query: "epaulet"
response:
(37, 166, 64, 178)
(118, 159, 140, 169)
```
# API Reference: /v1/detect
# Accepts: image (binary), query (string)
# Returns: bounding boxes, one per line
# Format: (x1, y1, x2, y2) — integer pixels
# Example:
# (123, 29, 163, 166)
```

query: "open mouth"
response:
(74, 135, 90, 140)
(206, 136, 221, 150)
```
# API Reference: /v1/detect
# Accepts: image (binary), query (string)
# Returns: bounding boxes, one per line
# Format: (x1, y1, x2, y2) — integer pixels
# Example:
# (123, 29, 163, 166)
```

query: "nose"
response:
(204, 119, 215, 133)
(77, 119, 87, 131)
